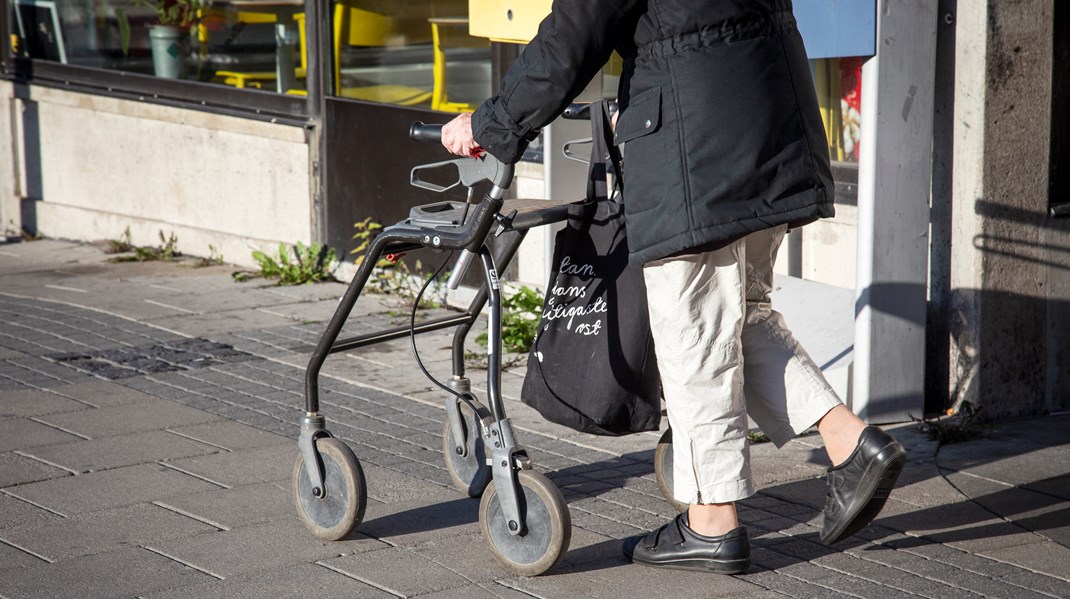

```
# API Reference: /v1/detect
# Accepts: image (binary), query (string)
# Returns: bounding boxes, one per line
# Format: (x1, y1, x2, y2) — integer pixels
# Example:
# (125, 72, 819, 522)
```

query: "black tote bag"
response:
(520, 101, 661, 436)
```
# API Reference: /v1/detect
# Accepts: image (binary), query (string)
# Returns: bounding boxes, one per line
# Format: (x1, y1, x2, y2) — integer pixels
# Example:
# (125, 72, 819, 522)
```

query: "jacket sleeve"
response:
(471, 0, 643, 164)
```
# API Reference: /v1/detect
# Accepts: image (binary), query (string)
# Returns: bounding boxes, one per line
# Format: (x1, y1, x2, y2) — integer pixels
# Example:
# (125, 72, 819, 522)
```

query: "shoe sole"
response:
(821, 442, 906, 545)
(631, 555, 751, 575)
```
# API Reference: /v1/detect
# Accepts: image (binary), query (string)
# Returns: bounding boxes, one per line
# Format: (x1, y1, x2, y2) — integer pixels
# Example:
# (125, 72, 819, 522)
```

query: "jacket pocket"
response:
(614, 87, 662, 145)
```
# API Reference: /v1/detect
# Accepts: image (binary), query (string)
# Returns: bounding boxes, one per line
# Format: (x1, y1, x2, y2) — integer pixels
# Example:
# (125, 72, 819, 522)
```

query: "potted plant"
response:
(117, 0, 203, 78)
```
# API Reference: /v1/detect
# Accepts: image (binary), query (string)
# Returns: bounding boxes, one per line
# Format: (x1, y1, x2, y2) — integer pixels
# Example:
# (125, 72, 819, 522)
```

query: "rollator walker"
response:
(291, 107, 680, 577)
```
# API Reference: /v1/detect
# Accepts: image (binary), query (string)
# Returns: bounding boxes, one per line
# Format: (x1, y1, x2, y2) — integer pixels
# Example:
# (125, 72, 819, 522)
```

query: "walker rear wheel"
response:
(442, 400, 492, 497)
(292, 437, 367, 540)
(654, 428, 688, 513)
(479, 469, 570, 576)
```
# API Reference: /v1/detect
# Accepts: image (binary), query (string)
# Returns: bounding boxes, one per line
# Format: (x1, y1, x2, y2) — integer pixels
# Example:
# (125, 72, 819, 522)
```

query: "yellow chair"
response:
(429, 17, 489, 113)
(291, 5, 432, 104)
(204, 8, 286, 90)
(214, 1, 432, 106)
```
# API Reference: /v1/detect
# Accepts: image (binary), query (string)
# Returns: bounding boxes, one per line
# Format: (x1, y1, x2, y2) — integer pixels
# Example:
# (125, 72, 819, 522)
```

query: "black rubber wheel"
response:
(654, 428, 688, 513)
(442, 401, 492, 497)
(479, 469, 571, 576)
(292, 437, 367, 541)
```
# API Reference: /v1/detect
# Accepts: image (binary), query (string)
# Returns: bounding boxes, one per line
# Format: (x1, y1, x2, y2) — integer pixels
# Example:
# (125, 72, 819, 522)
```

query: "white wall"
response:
(0, 82, 20, 238)
(2, 83, 311, 267)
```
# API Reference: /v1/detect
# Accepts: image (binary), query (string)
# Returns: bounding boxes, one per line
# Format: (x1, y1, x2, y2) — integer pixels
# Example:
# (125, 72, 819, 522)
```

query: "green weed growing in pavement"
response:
(233, 241, 336, 285)
(912, 400, 990, 445)
(193, 244, 224, 268)
(106, 227, 135, 254)
(369, 259, 451, 310)
(108, 230, 180, 262)
(352, 218, 543, 369)
(465, 284, 544, 370)
(351, 217, 386, 267)
(747, 431, 771, 444)
(352, 218, 450, 309)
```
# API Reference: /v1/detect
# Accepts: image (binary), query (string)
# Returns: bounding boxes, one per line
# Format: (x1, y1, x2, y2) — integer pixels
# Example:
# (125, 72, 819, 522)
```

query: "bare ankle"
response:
(817, 405, 868, 466)
(687, 503, 739, 537)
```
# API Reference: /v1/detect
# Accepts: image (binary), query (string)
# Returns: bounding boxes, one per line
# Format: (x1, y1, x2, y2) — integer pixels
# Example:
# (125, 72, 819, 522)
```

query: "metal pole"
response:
(305, 0, 329, 246)
(853, 0, 937, 422)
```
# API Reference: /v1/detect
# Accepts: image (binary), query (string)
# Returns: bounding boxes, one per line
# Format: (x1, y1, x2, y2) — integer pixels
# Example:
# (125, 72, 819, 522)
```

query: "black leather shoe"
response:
(623, 513, 750, 574)
(821, 425, 907, 545)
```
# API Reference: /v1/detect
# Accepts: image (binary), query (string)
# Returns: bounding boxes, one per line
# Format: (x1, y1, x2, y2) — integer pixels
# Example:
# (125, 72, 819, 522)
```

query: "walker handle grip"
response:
(410, 122, 444, 144)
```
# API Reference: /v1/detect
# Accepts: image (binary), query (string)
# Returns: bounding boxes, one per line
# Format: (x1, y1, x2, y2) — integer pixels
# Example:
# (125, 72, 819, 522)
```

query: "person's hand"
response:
(441, 112, 481, 157)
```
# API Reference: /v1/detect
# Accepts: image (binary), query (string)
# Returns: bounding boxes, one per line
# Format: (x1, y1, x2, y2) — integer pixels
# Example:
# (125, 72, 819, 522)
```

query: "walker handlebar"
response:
(409, 122, 444, 144)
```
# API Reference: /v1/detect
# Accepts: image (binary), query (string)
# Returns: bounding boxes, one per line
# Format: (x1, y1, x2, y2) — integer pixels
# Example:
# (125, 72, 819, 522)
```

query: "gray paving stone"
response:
(322, 545, 477, 596)
(942, 547, 1070, 595)
(140, 561, 396, 599)
(165, 287, 313, 314)
(156, 481, 294, 530)
(61, 378, 189, 407)
(35, 397, 223, 438)
(570, 509, 646, 538)
(358, 495, 482, 547)
(164, 443, 294, 487)
(415, 582, 539, 599)
(149, 517, 387, 578)
(878, 543, 1055, 599)
(24, 429, 221, 473)
(0, 540, 50, 579)
(151, 309, 298, 338)
(167, 419, 291, 451)
(1026, 472, 1070, 500)
(3, 241, 1070, 599)
(943, 448, 1070, 490)
(0, 492, 64, 530)
(998, 566, 1070, 598)
(837, 554, 982, 599)
(0, 450, 72, 486)
(361, 462, 456, 505)
(0, 418, 84, 453)
(0, 545, 216, 598)
(0, 388, 92, 419)
(742, 570, 847, 599)
(557, 526, 622, 568)
(2, 502, 218, 561)
(0, 348, 27, 360)
(978, 540, 1070, 581)
(784, 560, 927, 599)
(7, 463, 220, 516)
(510, 558, 765, 598)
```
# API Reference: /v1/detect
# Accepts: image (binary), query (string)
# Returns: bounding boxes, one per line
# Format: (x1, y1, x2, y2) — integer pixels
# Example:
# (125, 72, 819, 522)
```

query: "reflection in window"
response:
(329, 0, 490, 110)
(9, 0, 283, 83)
(7, 0, 493, 105)
(811, 56, 865, 163)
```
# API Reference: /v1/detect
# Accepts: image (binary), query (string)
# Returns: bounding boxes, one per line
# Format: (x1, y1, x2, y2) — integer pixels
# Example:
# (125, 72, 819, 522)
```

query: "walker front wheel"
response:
(479, 470, 570, 576)
(442, 399, 492, 497)
(654, 428, 688, 513)
(292, 437, 367, 540)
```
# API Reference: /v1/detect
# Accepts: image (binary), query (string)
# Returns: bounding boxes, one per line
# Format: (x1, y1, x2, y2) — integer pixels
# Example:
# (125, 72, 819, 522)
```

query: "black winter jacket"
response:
(472, 0, 835, 266)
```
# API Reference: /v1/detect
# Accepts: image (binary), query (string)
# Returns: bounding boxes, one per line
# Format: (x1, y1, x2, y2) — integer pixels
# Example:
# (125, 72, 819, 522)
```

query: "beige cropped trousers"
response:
(643, 224, 842, 505)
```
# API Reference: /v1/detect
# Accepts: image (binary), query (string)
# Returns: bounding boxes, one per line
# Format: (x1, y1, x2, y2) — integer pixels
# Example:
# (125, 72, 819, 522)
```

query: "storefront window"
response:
(328, 0, 489, 109)
(811, 56, 865, 163)
(6, 0, 489, 103)
(9, 0, 290, 86)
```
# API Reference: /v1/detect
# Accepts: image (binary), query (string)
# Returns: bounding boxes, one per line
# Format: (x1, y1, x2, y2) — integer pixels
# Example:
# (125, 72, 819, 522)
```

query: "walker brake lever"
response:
(494, 209, 518, 237)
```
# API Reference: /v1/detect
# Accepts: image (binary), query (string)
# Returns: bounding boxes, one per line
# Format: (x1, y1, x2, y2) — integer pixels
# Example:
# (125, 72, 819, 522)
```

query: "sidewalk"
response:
(1, 238, 1068, 599)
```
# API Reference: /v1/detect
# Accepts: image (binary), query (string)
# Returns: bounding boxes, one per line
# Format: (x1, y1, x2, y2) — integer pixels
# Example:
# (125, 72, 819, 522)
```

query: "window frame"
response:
(1, 0, 315, 124)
